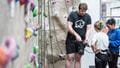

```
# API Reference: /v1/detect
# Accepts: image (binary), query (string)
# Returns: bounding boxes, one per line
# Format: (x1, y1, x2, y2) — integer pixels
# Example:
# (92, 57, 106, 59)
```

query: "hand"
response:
(83, 40, 89, 47)
(83, 40, 88, 44)
(95, 49, 101, 54)
(75, 34, 82, 42)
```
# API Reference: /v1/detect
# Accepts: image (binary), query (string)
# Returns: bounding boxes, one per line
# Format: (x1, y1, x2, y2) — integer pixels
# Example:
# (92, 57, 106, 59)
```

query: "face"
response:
(106, 24, 115, 30)
(102, 27, 109, 33)
(79, 9, 86, 16)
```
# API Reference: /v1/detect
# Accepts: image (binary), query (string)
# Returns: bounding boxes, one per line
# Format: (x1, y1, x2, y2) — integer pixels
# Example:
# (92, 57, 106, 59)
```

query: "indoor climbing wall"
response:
(1, 0, 119, 68)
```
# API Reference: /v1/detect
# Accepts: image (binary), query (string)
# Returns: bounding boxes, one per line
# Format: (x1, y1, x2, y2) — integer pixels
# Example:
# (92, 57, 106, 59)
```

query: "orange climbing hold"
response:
(0, 47, 8, 68)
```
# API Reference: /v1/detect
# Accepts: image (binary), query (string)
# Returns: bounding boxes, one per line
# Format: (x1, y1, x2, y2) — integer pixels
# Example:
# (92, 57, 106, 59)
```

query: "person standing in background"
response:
(106, 18, 120, 68)
(91, 20, 109, 68)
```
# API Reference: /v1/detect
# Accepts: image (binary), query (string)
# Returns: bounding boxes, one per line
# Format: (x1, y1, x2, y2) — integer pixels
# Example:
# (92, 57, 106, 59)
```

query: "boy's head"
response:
(106, 18, 116, 30)
(94, 20, 104, 32)
(78, 3, 88, 16)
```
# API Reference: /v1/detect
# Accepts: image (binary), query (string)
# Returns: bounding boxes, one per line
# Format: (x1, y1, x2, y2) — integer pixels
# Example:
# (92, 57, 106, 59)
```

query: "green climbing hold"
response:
(33, 45, 39, 54)
(35, 63, 42, 68)
(24, 64, 32, 68)
(43, 13, 47, 17)
(32, 7, 38, 17)
(33, 47, 37, 54)
(36, 63, 39, 68)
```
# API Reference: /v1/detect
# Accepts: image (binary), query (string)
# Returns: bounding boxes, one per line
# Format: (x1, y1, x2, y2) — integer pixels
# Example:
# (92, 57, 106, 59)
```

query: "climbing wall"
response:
(0, 0, 38, 68)
(1, 0, 119, 68)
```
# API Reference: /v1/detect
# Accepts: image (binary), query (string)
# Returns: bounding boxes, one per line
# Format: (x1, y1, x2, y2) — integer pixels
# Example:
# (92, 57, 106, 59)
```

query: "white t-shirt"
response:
(91, 32, 109, 50)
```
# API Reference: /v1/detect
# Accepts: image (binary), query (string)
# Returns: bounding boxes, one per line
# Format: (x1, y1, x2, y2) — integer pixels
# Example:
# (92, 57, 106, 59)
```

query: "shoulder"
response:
(97, 32, 108, 38)
(100, 32, 107, 35)
(69, 11, 77, 15)
(102, 32, 108, 38)
(93, 33, 99, 38)
(114, 28, 120, 35)
(85, 13, 91, 18)
(115, 28, 120, 32)
(97, 32, 109, 43)
(84, 13, 91, 22)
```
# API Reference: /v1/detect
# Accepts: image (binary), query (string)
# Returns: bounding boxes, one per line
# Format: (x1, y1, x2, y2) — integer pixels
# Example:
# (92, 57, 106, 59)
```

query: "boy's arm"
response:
(85, 14, 92, 41)
(67, 21, 82, 41)
(85, 24, 91, 41)
(110, 30, 120, 47)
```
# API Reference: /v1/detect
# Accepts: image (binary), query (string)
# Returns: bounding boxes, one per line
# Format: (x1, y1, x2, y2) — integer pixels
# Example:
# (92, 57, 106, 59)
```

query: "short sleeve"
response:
(91, 33, 98, 46)
(87, 14, 91, 25)
(67, 12, 74, 23)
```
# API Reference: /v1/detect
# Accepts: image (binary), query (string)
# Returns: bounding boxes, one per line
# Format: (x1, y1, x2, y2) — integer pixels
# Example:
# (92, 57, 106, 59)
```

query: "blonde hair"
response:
(94, 20, 104, 30)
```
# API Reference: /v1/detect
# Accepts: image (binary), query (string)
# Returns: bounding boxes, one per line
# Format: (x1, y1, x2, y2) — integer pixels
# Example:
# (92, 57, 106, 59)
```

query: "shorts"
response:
(65, 39, 85, 55)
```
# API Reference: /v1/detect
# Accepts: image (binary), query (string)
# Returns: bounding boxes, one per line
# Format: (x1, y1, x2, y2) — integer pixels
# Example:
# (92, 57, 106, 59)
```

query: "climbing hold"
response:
(7, 0, 13, 4)
(72, 6, 77, 11)
(24, 16, 31, 24)
(33, 30, 38, 37)
(29, 53, 36, 62)
(25, 27, 33, 39)
(32, 45, 38, 54)
(30, 0, 34, 3)
(15, 0, 19, 2)
(34, 23, 41, 31)
(11, 45, 19, 61)
(72, 7, 75, 10)
(24, 64, 32, 68)
(30, 3, 35, 11)
(35, 63, 42, 68)
(52, 10, 59, 16)
(32, 7, 38, 17)
(25, 0, 30, 4)
(20, 0, 25, 6)
(0, 37, 19, 67)
(11, 50, 19, 61)
(51, 1, 56, 5)
(64, 15, 67, 18)
(2, 37, 18, 58)
(0, 47, 8, 67)
(66, 0, 70, 3)
(43, 13, 47, 17)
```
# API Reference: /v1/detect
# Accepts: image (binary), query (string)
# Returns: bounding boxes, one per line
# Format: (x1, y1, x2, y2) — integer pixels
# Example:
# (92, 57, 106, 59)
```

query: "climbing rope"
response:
(43, 0, 47, 67)
(64, 0, 69, 14)
(38, 0, 43, 67)
(48, 0, 55, 68)
(50, 0, 64, 54)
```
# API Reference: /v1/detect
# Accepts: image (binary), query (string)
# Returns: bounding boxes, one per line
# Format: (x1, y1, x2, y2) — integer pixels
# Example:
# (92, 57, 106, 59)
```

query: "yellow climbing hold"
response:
(25, 27, 33, 39)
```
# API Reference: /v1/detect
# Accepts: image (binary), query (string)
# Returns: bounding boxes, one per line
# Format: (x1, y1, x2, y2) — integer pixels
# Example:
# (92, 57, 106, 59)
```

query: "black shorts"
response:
(65, 39, 85, 55)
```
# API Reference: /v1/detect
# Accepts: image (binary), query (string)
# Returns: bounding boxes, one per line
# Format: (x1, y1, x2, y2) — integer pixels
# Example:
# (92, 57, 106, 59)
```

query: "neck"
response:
(110, 27, 115, 30)
(96, 30, 101, 32)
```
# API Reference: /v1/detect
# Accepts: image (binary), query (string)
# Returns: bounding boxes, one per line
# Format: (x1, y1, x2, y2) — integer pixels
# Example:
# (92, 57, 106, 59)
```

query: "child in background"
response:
(91, 20, 109, 68)
(106, 18, 120, 68)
